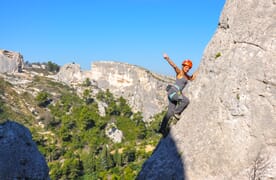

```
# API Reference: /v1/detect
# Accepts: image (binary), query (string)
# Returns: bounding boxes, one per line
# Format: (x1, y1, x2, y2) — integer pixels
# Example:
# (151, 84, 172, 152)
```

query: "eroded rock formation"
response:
(0, 50, 24, 73)
(56, 61, 174, 121)
(138, 0, 276, 179)
(90, 61, 173, 121)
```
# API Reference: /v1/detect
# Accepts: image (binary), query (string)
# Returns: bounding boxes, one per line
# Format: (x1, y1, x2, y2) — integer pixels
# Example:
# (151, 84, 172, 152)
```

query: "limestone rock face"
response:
(138, 0, 276, 179)
(0, 49, 24, 73)
(56, 61, 173, 121)
(56, 63, 91, 85)
(0, 121, 49, 179)
(105, 122, 123, 143)
(90, 61, 173, 121)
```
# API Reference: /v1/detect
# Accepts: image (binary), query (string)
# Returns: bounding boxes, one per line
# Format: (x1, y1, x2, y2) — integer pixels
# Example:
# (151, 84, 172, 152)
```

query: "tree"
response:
(35, 91, 51, 107)
(83, 89, 94, 104)
(113, 148, 122, 167)
(62, 157, 83, 179)
(82, 151, 97, 175)
(49, 162, 63, 180)
(99, 145, 114, 170)
(136, 120, 147, 140)
(46, 61, 60, 73)
(83, 78, 92, 87)
(78, 106, 96, 130)
(0, 99, 4, 114)
(123, 147, 136, 163)
(97, 89, 115, 105)
(118, 96, 132, 117)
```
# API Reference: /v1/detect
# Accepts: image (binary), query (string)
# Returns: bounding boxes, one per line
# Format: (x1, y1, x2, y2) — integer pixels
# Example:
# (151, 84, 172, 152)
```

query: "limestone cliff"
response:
(138, 0, 276, 179)
(56, 61, 174, 121)
(90, 61, 173, 121)
(55, 63, 90, 85)
(0, 121, 49, 179)
(0, 49, 24, 73)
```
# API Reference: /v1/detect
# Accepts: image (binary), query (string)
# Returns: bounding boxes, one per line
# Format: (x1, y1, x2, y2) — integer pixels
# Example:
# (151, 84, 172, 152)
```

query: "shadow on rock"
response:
(0, 120, 50, 180)
(137, 134, 186, 180)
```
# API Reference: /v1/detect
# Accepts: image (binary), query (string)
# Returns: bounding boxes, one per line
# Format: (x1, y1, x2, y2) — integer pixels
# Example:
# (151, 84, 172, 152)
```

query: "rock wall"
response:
(0, 121, 49, 179)
(56, 61, 173, 121)
(0, 49, 24, 73)
(90, 61, 174, 121)
(138, 0, 276, 179)
(55, 63, 91, 85)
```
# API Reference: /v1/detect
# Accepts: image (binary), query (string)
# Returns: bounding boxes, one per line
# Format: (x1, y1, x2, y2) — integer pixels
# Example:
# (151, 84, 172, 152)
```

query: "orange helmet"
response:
(182, 59, 193, 68)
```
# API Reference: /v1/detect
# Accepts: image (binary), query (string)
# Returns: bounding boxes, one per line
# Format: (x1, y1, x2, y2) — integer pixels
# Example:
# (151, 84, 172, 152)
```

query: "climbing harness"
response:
(167, 84, 182, 100)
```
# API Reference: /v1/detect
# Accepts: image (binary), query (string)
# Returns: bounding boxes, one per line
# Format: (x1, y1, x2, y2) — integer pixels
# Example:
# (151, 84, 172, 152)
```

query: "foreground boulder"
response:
(0, 121, 49, 179)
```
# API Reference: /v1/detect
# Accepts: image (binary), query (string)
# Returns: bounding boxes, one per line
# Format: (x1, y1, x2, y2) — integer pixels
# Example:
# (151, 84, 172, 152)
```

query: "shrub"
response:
(215, 52, 221, 59)
(83, 78, 92, 87)
(35, 91, 51, 107)
(46, 61, 60, 73)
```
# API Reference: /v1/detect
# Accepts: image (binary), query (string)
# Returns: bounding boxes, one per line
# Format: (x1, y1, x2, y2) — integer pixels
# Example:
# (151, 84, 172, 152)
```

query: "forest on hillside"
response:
(0, 70, 165, 179)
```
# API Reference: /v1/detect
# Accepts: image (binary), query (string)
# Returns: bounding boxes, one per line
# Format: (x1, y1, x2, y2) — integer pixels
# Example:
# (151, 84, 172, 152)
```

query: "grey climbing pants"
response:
(159, 91, 190, 131)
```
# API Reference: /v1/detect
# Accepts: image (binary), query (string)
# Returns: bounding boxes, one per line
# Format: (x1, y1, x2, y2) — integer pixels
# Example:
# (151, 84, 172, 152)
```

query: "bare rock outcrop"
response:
(105, 122, 123, 143)
(55, 63, 91, 85)
(0, 49, 24, 73)
(138, 0, 276, 179)
(56, 61, 174, 121)
(0, 120, 49, 179)
(90, 61, 173, 121)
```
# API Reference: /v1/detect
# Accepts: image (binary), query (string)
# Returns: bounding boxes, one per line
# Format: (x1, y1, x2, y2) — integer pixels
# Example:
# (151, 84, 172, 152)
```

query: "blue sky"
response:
(1, 0, 225, 76)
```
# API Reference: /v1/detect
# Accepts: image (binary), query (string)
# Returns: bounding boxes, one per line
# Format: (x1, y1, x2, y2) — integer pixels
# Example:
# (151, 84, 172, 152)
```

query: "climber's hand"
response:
(163, 53, 169, 60)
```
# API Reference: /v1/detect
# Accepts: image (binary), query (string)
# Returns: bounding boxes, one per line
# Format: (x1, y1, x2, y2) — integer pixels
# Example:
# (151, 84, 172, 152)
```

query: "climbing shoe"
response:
(169, 117, 178, 126)
(173, 113, 181, 120)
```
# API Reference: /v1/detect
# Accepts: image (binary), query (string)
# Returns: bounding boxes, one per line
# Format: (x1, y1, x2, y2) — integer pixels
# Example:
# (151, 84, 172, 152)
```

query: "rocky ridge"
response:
(0, 49, 173, 122)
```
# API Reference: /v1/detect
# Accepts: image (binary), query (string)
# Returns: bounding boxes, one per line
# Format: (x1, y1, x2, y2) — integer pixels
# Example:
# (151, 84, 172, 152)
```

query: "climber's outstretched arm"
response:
(163, 53, 181, 75)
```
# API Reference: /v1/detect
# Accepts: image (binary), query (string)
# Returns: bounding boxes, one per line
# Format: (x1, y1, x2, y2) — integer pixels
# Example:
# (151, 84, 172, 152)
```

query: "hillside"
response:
(0, 66, 165, 179)
(56, 61, 174, 121)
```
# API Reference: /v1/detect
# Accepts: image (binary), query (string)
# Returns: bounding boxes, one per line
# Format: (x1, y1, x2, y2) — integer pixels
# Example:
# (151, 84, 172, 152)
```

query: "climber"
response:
(158, 53, 198, 137)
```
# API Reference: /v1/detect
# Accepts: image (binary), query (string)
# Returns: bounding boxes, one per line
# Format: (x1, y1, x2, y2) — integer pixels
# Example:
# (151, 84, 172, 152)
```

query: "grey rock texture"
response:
(0, 121, 49, 180)
(0, 49, 24, 73)
(138, 138, 186, 180)
(90, 61, 173, 121)
(138, 0, 276, 179)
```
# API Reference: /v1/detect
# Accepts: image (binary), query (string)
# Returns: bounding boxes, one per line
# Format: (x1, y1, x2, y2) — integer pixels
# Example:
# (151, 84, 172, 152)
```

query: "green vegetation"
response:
(215, 52, 221, 59)
(35, 91, 51, 107)
(24, 61, 60, 75)
(0, 77, 34, 124)
(83, 78, 92, 87)
(46, 61, 60, 73)
(236, 93, 240, 100)
(0, 76, 164, 179)
(43, 89, 161, 179)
